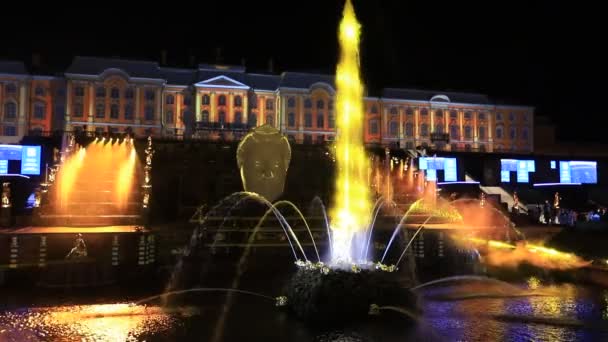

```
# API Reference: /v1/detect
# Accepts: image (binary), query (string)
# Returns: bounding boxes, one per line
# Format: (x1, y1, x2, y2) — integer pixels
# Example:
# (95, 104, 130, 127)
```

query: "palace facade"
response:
(1, 57, 534, 153)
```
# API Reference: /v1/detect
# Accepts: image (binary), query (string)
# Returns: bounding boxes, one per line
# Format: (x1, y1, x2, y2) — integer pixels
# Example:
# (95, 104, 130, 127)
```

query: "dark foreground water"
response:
(1, 277, 608, 342)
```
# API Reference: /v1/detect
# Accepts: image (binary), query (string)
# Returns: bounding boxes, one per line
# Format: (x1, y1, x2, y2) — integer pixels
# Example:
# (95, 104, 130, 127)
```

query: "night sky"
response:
(2, 1, 605, 143)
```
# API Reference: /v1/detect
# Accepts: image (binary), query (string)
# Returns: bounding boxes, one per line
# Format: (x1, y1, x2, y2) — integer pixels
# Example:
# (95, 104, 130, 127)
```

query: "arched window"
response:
(304, 98, 312, 108)
(166, 94, 174, 105)
(478, 126, 486, 139)
(144, 105, 154, 121)
(33, 102, 46, 119)
(202, 94, 210, 105)
(218, 95, 226, 106)
(389, 121, 399, 136)
(421, 123, 428, 136)
(248, 113, 257, 126)
(405, 123, 413, 136)
(96, 87, 106, 98)
(165, 110, 174, 124)
(304, 112, 312, 127)
(406, 107, 414, 116)
(450, 125, 459, 139)
(110, 104, 119, 119)
(124, 104, 133, 120)
(464, 111, 472, 120)
(522, 127, 529, 140)
(201, 110, 209, 123)
(478, 112, 485, 120)
(328, 113, 335, 129)
(421, 108, 428, 116)
(435, 110, 443, 118)
(218, 111, 226, 125)
(390, 107, 398, 115)
(111, 87, 120, 99)
(288, 112, 295, 127)
(234, 111, 242, 125)
(96, 104, 105, 118)
(435, 124, 444, 134)
(287, 97, 296, 108)
(464, 126, 471, 139)
(125, 89, 134, 99)
(4, 102, 17, 120)
(5, 84, 16, 94)
(266, 99, 274, 110)
(316, 100, 324, 109)
(450, 110, 457, 119)
(234, 95, 242, 107)
(35, 86, 44, 96)
(317, 112, 324, 128)
(510, 127, 517, 139)
(496, 126, 503, 139)
(266, 114, 274, 125)
(371, 105, 378, 114)
(369, 119, 379, 135)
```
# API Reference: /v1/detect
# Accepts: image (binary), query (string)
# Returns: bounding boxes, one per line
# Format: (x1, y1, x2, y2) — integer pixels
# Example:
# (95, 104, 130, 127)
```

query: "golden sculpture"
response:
(236, 124, 291, 202)
(142, 136, 154, 209)
(1, 182, 11, 208)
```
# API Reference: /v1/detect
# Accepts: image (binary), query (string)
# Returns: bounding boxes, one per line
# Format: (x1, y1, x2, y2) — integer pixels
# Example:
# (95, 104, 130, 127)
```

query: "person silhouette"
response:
(66, 233, 87, 259)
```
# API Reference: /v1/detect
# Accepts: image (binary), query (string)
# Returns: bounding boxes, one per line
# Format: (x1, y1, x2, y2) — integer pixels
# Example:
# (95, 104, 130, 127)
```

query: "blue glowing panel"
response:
(426, 169, 437, 181)
(501, 170, 510, 182)
(559, 161, 571, 183)
(443, 158, 457, 182)
(517, 168, 529, 183)
(432, 158, 445, 170)
(20, 146, 41, 175)
(526, 160, 535, 172)
(0, 145, 23, 160)
(0, 160, 7, 174)
(501, 159, 517, 172)
(569, 161, 597, 184)
(419, 157, 428, 170)
(550, 161, 556, 169)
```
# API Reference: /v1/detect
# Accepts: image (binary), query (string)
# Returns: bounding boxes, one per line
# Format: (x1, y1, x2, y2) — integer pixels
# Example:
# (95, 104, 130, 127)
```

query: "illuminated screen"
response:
(501, 159, 535, 183)
(419, 157, 458, 182)
(560, 161, 597, 184)
(0, 144, 42, 175)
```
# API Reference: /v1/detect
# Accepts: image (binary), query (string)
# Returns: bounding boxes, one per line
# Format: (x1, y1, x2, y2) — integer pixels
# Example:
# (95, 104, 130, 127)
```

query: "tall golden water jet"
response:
(329, 0, 372, 262)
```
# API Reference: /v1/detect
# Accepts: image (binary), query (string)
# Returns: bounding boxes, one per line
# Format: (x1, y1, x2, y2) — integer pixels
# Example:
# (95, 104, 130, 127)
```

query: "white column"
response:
(87, 83, 95, 131)
(65, 81, 72, 131)
(134, 87, 141, 124)
(18, 82, 28, 136)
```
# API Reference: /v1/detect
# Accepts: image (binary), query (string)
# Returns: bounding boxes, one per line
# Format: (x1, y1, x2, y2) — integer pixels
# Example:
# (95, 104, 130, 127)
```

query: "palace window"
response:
(522, 127, 529, 140)
(421, 123, 428, 136)
(5, 84, 16, 94)
(496, 112, 503, 121)
(266, 114, 274, 125)
(287, 97, 296, 108)
(406, 107, 414, 116)
(183, 96, 191, 105)
(464, 111, 472, 120)
(328, 113, 335, 129)
(435, 109, 443, 118)
(4, 102, 17, 120)
(145, 90, 155, 101)
(74, 86, 84, 97)
(218, 111, 226, 125)
(218, 95, 226, 106)
(202, 94, 210, 105)
(111, 87, 120, 99)
(144, 105, 154, 121)
(125, 88, 134, 99)
(369, 119, 379, 135)
(35, 86, 44, 96)
(166, 111, 174, 124)
(34, 102, 46, 120)
(328, 100, 334, 110)
(3, 126, 16, 136)
(288, 112, 295, 127)
(304, 112, 312, 127)
(317, 112, 324, 128)
(124, 104, 133, 120)
(509, 112, 515, 122)
(202, 110, 209, 123)
(450, 110, 457, 119)
(234, 95, 242, 107)
(110, 104, 119, 119)
(96, 104, 105, 118)
(435, 124, 444, 134)
(510, 127, 517, 139)
(266, 99, 274, 110)
(478, 126, 486, 139)
(389, 121, 398, 136)
(248, 113, 257, 126)
(390, 107, 398, 115)
(496, 126, 503, 139)
(96, 87, 106, 98)
(421, 108, 428, 116)
(464, 126, 471, 139)
(166, 94, 174, 105)
(234, 111, 242, 124)
(405, 123, 413, 136)
(316, 100, 324, 109)
(450, 125, 459, 139)
(478, 112, 485, 120)
(73, 103, 83, 117)
(304, 98, 312, 108)
(371, 105, 379, 114)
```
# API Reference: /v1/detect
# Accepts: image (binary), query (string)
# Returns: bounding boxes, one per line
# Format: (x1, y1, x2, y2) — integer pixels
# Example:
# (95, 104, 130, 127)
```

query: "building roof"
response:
(0, 60, 28, 75)
(66, 56, 164, 79)
(382, 88, 491, 105)
(198, 64, 246, 73)
(247, 74, 281, 91)
(160, 67, 197, 86)
(280, 72, 335, 89)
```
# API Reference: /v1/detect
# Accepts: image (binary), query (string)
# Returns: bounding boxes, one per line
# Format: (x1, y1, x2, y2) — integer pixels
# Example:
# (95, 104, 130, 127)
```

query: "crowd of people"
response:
(520, 192, 607, 227)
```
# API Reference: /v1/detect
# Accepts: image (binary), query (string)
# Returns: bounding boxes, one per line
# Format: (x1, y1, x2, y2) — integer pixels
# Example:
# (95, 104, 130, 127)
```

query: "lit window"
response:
(96, 87, 106, 98)
(96, 104, 105, 118)
(406, 123, 414, 136)
(34, 102, 46, 120)
(369, 119, 379, 134)
(234, 96, 242, 107)
(110, 104, 119, 119)
(317, 113, 324, 128)
(288, 112, 295, 127)
(304, 112, 312, 127)
(219, 95, 226, 106)
(389, 121, 398, 136)
(166, 94, 174, 105)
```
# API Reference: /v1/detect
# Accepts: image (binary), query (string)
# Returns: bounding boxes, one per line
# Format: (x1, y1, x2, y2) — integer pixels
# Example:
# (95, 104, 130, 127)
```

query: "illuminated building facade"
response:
(1, 57, 534, 153)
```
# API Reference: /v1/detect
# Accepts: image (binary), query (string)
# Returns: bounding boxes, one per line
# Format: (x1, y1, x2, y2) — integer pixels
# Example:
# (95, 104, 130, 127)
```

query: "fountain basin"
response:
(285, 267, 419, 325)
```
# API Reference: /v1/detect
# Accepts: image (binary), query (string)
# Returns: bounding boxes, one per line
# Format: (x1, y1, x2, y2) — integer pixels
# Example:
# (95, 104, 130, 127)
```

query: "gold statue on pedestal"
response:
(1, 182, 10, 208)
(237, 124, 291, 202)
